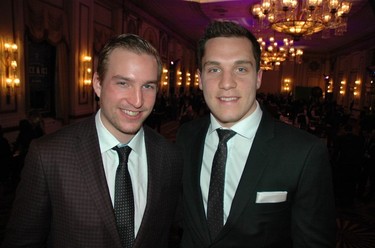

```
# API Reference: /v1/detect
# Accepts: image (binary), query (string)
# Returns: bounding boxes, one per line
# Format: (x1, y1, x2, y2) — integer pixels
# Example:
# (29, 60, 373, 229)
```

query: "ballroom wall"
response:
(0, 0, 197, 142)
(260, 43, 375, 116)
(1, 0, 375, 143)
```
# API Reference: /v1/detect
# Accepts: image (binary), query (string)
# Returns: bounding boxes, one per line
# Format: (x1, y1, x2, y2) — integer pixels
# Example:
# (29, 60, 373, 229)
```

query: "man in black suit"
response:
(2, 34, 182, 247)
(176, 21, 336, 248)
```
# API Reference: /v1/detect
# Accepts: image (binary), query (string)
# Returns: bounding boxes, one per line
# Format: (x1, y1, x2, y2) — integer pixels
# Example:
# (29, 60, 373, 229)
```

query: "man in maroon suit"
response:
(2, 34, 182, 248)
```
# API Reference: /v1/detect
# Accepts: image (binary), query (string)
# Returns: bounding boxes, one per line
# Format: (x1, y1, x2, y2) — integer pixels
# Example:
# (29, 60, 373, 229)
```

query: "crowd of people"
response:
(145, 90, 209, 129)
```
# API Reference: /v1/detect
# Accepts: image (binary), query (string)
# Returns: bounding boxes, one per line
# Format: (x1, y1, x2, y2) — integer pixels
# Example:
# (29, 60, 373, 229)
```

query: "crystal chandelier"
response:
(251, 0, 352, 40)
(258, 36, 303, 70)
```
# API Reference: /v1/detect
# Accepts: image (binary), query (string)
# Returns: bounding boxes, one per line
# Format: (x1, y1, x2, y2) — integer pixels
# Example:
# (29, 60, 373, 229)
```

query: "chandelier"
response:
(251, 0, 352, 40)
(258, 36, 303, 70)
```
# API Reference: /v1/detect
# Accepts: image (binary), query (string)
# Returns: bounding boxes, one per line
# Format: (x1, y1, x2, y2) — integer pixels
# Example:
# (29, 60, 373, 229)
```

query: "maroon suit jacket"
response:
(2, 115, 182, 248)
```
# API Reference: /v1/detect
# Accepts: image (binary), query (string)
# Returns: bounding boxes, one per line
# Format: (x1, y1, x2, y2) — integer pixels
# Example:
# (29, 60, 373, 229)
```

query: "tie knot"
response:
(216, 129, 236, 144)
(112, 146, 132, 165)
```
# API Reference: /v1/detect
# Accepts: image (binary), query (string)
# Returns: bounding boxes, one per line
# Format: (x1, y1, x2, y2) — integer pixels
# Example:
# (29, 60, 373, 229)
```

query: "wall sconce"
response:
(186, 72, 191, 86)
(353, 80, 361, 97)
(323, 74, 333, 93)
(81, 55, 92, 93)
(2, 42, 20, 103)
(282, 78, 291, 92)
(162, 68, 168, 87)
(195, 73, 199, 86)
(326, 80, 333, 93)
(177, 70, 182, 86)
(339, 80, 345, 95)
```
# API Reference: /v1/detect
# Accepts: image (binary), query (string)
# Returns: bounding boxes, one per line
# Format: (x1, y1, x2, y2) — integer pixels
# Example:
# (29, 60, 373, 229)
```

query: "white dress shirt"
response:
(95, 110, 148, 235)
(200, 101, 262, 224)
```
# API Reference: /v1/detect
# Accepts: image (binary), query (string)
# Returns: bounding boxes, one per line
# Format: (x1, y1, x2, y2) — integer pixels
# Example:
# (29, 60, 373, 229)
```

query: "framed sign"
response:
(26, 34, 56, 116)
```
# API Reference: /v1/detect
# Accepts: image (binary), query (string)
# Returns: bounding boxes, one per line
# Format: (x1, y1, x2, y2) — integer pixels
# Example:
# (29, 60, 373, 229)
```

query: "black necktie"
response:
(112, 146, 134, 248)
(207, 129, 236, 240)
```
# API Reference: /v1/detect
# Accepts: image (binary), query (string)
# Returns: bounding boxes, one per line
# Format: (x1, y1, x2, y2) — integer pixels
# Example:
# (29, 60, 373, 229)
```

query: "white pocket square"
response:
(256, 191, 287, 203)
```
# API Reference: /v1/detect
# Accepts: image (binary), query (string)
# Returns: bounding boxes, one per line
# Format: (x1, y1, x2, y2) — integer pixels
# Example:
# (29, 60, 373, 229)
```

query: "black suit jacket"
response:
(2, 115, 183, 248)
(176, 111, 336, 248)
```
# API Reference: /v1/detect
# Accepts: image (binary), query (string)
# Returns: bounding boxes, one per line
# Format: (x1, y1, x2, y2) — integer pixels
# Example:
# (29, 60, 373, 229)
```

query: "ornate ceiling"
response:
(128, 0, 375, 54)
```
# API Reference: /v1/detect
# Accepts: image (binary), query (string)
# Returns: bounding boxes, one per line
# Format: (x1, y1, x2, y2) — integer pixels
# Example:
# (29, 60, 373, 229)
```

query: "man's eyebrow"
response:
(203, 61, 220, 68)
(234, 60, 253, 65)
(112, 75, 130, 81)
(111, 75, 158, 85)
(203, 60, 253, 68)
(144, 80, 158, 85)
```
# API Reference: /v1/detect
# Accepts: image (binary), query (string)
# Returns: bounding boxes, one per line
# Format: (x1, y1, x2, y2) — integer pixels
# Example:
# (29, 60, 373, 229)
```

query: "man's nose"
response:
(128, 87, 144, 108)
(219, 71, 237, 90)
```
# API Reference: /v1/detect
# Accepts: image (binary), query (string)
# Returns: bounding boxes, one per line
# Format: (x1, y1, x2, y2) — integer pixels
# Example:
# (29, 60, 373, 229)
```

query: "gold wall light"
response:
(339, 80, 346, 95)
(282, 78, 291, 92)
(353, 80, 361, 97)
(177, 70, 182, 86)
(2, 42, 20, 102)
(326, 80, 333, 93)
(81, 55, 92, 91)
(162, 67, 168, 87)
(186, 72, 191, 86)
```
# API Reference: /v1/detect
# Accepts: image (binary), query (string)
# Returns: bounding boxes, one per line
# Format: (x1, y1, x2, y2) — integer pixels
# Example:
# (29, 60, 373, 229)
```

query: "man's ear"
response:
(92, 72, 101, 98)
(256, 69, 263, 90)
(198, 70, 203, 90)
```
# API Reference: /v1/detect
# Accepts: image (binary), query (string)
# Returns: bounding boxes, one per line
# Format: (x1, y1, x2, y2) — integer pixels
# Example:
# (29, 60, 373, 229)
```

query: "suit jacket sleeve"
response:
(291, 138, 336, 247)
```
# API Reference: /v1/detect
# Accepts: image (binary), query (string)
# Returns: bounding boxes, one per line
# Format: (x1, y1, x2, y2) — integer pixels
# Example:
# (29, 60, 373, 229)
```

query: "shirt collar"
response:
(95, 109, 144, 154)
(209, 100, 263, 139)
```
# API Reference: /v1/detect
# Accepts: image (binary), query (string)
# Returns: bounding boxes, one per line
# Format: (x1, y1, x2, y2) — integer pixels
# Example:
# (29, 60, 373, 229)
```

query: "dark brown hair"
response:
(197, 21, 261, 71)
(96, 34, 162, 83)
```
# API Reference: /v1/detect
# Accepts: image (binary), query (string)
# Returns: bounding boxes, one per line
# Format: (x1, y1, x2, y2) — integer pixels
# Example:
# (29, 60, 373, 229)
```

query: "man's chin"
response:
(122, 124, 143, 135)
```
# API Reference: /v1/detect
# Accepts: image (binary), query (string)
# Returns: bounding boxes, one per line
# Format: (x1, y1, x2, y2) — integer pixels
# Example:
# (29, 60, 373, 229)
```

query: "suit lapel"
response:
(134, 126, 172, 246)
(76, 116, 122, 247)
(185, 120, 213, 245)
(221, 112, 275, 236)
(133, 127, 155, 245)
